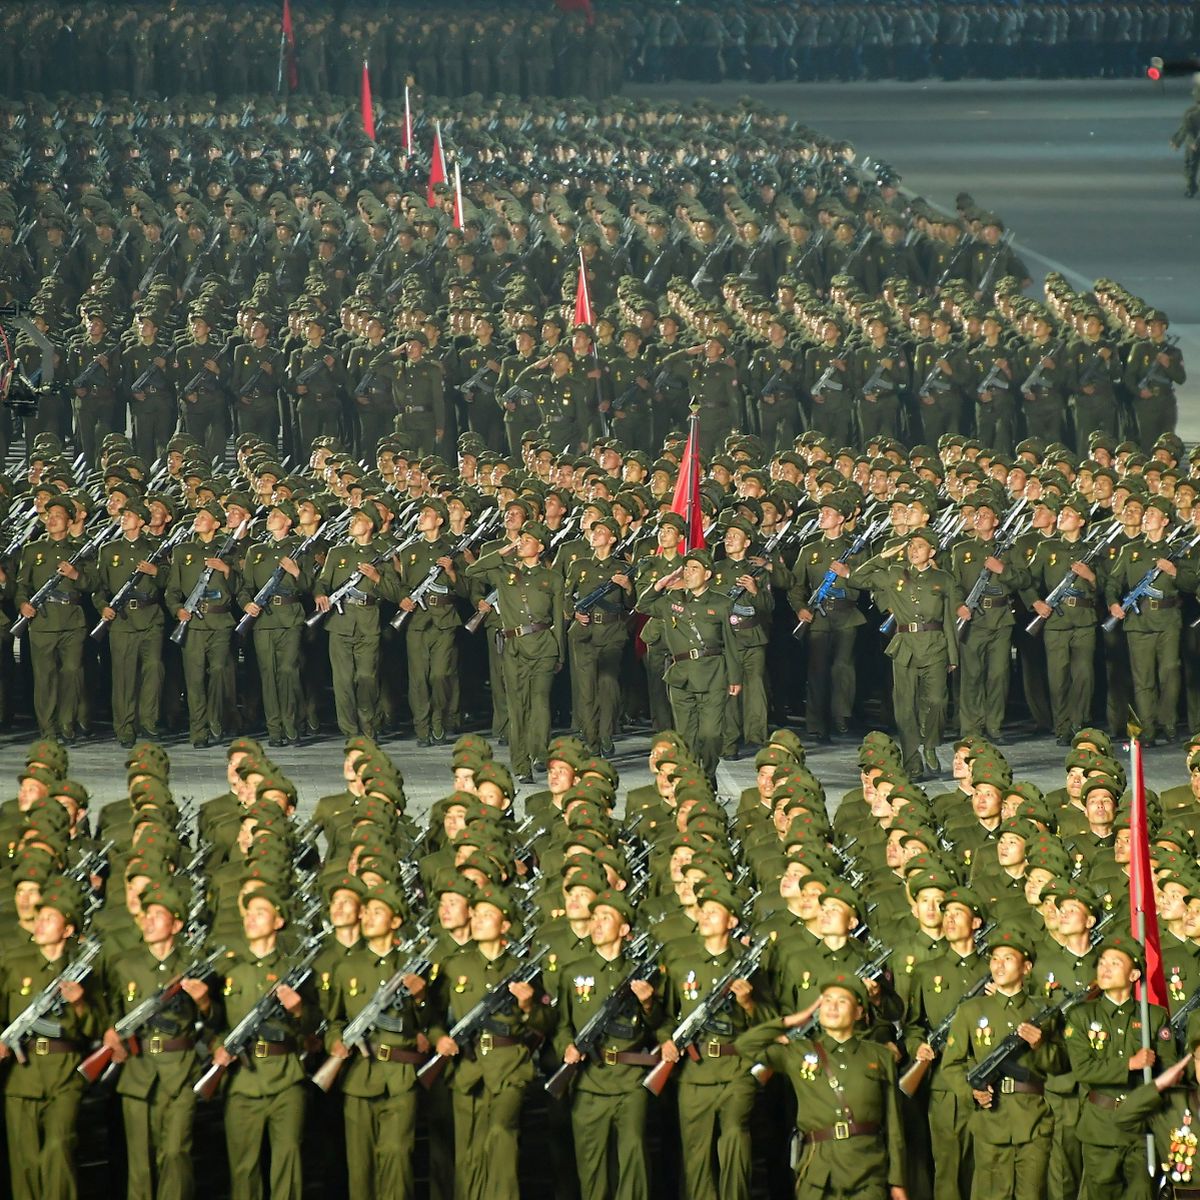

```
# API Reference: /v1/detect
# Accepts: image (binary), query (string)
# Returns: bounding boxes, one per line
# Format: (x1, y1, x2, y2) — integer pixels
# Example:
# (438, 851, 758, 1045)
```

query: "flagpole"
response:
(686, 402, 702, 549)
(404, 85, 413, 155)
(276, 29, 286, 95)
(1128, 721, 1157, 1178)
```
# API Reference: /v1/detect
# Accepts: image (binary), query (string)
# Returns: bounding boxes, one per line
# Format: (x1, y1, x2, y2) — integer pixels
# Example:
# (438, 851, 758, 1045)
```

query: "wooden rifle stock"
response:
(642, 1054, 676, 1096)
(311, 1051, 349, 1093)
(193, 1056, 228, 1101)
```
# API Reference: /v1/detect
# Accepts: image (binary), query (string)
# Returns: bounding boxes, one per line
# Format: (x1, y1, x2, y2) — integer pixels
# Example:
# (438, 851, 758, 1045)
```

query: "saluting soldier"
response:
(633, 513, 688, 734)
(516, 349, 590, 454)
(659, 336, 743, 459)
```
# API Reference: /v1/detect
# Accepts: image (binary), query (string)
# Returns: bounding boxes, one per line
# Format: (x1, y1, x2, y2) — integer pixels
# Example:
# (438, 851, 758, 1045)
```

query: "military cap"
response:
(323, 871, 367, 903)
(1097, 933, 1144, 971)
(693, 880, 742, 917)
(819, 972, 868, 1006)
(470, 884, 515, 918)
(140, 881, 187, 922)
(989, 926, 1034, 959)
(591, 888, 636, 927)
(363, 883, 408, 921)
(682, 548, 714, 571)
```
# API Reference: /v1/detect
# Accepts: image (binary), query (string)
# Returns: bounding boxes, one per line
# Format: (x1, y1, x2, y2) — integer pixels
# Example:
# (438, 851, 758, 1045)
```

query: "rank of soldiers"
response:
(5, 722, 1200, 1200)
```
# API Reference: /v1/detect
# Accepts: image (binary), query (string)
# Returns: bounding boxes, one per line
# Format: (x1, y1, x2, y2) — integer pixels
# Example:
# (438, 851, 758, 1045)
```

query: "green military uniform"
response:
(124, 335, 177, 465)
(393, 530, 465, 742)
(1123, 331, 1186, 450)
(92, 529, 164, 744)
(65, 330, 121, 464)
(748, 339, 802, 453)
(711, 548, 774, 755)
(853, 337, 910, 443)
(516, 363, 589, 452)
(346, 340, 393, 458)
(605, 348, 652, 449)
(392, 355, 446, 457)
(804, 339, 854, 448)
(174, 336, 229, 464)
(1065, 335, 1122, 453)
(237, 531, 312, 745)
(634, 546, 687, 733)
(16, 526, 99, 741)
(968, 338, 1019, 455)
(912, 334, 969, 447)
(636, 575, 742, 778)
(165, 527, 239, 746)
(229, 338, 284, 442)
(287, 338, 345, 451)
(665, 349, 741, 459)
(1016, 335, 1070, 444)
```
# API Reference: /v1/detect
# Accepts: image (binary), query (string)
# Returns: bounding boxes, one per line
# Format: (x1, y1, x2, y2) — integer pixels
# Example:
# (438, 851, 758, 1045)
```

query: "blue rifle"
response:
(1102, 527, 1200, 634)
(793, 517, 887, 639)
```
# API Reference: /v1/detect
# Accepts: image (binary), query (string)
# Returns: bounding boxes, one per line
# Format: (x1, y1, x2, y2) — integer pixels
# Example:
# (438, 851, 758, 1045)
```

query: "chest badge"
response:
(682, 971, 700, 1002)
(573, 975, 595, 1002)
(454, 975, 468, 994)
(977, 1017, 992, 1047)
(800, 1052, 820, 1081)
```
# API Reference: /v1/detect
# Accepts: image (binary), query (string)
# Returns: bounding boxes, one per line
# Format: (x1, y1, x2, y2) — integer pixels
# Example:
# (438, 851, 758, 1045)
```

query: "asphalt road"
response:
(630, 77, 1200, 440)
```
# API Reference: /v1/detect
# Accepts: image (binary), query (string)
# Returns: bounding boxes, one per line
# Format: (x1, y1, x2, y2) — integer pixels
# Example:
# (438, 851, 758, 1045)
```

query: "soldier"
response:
(1169, 89, 1200, 197)
(66, 307, 121, 465)
(1123, 308, 1185, 449)
(634, 512, 688, 733)
(749, 315, 802, 454)
(516, 348, 590, 454)
(1065, 307, 1122, 454)
(393, 331, 446, 458)
(230, 312, 284, 444)
(804, 316, 854, 448)
(123, 310, 176, 466)
(92, 496, 164, 747)
(854, 307, 910, 444)
(636, 547, 742, 780)
(969, 310, 1018, 457)
(173, 306, 230, 465)
(913, 312, 968, 447)
(661, 335, 743, 459)
(1017, 314, 1070, 444)
(287, 313, 345, 452)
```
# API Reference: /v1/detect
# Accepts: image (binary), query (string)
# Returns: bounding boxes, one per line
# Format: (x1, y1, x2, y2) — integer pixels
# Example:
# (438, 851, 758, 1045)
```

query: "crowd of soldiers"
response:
(0, 0, 1191, 98)
(4, 722, 1200, 1200)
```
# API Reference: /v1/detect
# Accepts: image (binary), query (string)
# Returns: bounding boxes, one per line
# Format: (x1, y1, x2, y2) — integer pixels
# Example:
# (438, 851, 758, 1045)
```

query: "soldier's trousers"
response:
(723, 643, 767, 752)
(28, 624, 85, 738)
(804, 625, 858, 737)
(975, 400, 1016, 457)
(109, 623, 163, 740)
(224, 1086, 305, 1200)
(666, 669, 728, 778)
(181, 397, 225, 465)
(890, 649, 949, 772)
(501, 637, 556, 774)
(928, 1087, 973, 1200)
(1022, 397, 1065, 444)
(1127, 626, 1182, 739)
(1016, 624, 1055, 732)
(1102, 626, 1133, 736)
(858, 395, 901, 443)
(355, 402, 393, 461)
(121, 1082, 196, 1200)
(343, 1089, 418, 1200)
(421, 1081, 455, 1200)
(253, 624, 302, 740)
(237, 398, 278, 444)
(918, 397, 957, 446)
(180, 625, 232, 741)
(957, 624, 1011, 739)
(642, 640, 673, 732)
(808, 399, 852, 448)
(1043, 625, 1095, 737)
(1070, 398, 1117, 454)
(130, 396, 176, 465)
(297, 398, 340, 453)
(570, 1087, 650, 1200)
(677, 1075, 756, 1200)
(968, 1131, 1051, 1200)
(1134, 395, 1177, 450)
(485, 622, 509, 739)
(756, 400, 797, 454)
(451, 1082, 523, 1200)
(407, 624, 456, 739)
(1044, 1087, 1082, 1200)
(397, 415, 438, 459)
(328, 625, 380, 737)
(568, 621, 626, 749)
(72, 394, 115, 464)
(5, 1086, 82, 1200)
(1079, 1136, 1155, 1200)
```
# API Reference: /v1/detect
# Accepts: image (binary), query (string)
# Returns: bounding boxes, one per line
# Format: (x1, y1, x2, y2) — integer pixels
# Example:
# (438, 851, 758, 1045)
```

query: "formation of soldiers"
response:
(4, 724, 1200, 1200)
(0, 0, 1191, 96)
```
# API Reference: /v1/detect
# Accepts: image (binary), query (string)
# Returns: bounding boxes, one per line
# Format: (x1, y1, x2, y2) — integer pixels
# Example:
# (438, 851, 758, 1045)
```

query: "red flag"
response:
(1130, 734, 1168, 1007)
(553, 0, 595, 26)
(452, 162, 465, 231)
(573, 248, 593, 328)
(279, 0, 298, 92)
(360, 61, 375, 142)
(403, 85, 413, 156)
(427, 122, 446, 208)
(669, 409, 706, 552)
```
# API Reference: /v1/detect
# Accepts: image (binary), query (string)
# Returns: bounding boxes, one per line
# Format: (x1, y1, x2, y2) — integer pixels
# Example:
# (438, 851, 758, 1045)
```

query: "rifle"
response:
(1102, 528, 1200, 634)
(130, 362, 168, 395)
(11, 521, 118, 637)
(416, 944, 548, 1089)
(1075, 344, 1112, 391)
(792, 517, 887, 638)
(227, 230, 261, 290)
(976, 355, 1011, 400)
(955, 498, 1030, 637)
(750, 938, 893, 1084)
(48, 228, 84, 281)
(918, 351, 954, 399)
(1135, 334, 1181, 393)
(0, 938, 102, 1063)
(965, 983, 1098, 1092)
(95, 230, 131, 281)
(725, 518, 795, 605)
(168, 519, 250, 645)
(91, 520, 191, 640)
(77, 942, 226, 1085)
(183, 340, 235, 397)
(305, 547, 393, 628)
(935, 233, 975, 290)
(1170, 981, 1200, 1052)
(460, 362, 498, 401)
(840, 227, 874, 275)
(545, 933, 662, 1101)
(643, 933, 771, 1096)
(859, 357, 894, 400)
(810, 356, 845, 401)
(193, 929, 328, 1100)
(62, 838, 115, 888)
(898, 969, 991, 1096)
(237, 364, 268, 399)
(689, 231, 733, 290)
(72, 355, 110, 394)
(1020, 339, 1065, 396)
(390, 509, 499, 631)
(759, 367, 789, 401)
(236, 515, 348, 637)
(296, 357, 332, 388)
(1025, 522, 1122, 635)
(137, 233, 179, 294)
(975, 230, 1014, 297)
(310, 937, 436, 1092)
(877, 508, 963, 635)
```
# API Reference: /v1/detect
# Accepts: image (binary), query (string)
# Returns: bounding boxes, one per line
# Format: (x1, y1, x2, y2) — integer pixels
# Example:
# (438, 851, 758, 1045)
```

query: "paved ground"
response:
(631, 77, 1200, 442)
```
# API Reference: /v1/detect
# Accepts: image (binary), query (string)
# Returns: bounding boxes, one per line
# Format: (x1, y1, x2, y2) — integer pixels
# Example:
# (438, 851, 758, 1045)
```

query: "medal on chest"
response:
(574, 975, 595, 1002)
(976, 1017, 992, 1047)
(682, 971, 700, 1002)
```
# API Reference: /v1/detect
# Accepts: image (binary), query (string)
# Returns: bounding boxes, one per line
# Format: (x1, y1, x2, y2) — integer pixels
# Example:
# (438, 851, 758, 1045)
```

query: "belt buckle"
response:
(377, 1044, 391, 1062)
(603, 1047, 618, 1067)
(253, 1040, 270, 1059)
(34, 1037, 50, 1056)
(148, 1035, 164, 1055)
(1000, 1077, 1015, 1094)
(271, 595, 283, 606)
(705, 1039, 722, 1058)
(1148, 599, 1161, 609)
(127, 599, 139, 610)
(479, 1033, 493, 1056)
(688, 647, 701, 660)
(834, 1120, 851, 1141)
(198, 601, 209, 615)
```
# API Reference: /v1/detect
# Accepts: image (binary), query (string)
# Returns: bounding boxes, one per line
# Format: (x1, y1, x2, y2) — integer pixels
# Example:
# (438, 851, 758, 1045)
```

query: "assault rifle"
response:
(792, 517, 887, 638)
(1103, 528, 1200, 634)
(1020, 339, 1065, 396)
(130, 362, 169, 395)
(0, 938, 102, 1063)
(977, 356, 1011, 399)
(690, 231, 733, 290)
(460, 362, 498, 401)
(168, 519, 249, 644)
(725, 518, 794, 605)
(898, 970, 991, 1096)
(975, 230, 1015, 297)
(137, 233, 179, 294)
(1135, 334, 1181, 393)
(11, 521, 118, 637)
(955, 499, 1029, 637)
(390, 509, 499, 630)
(183, 341, 235, 397)
(91, 520, 191, 640)
(305, 548, 393, 628)
(1025, 522, 1122, 635)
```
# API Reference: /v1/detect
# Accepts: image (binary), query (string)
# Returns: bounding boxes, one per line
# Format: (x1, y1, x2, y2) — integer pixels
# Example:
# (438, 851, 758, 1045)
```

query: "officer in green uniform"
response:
(949, 494, 1030, 741)
(634, 513, 688, 733)
(788, 494, 870, 741)
(553, 889, 663, 1200)
(564, 515, 633, 756)
(393, 498, 465, 745)
(15, 495, 100, 742)
(124, 310, 177, 466)
(659, 338, 742, 459)
(738, 973, 908, 1200)
(1105, 495, 1198, 743)
(392, 332, 446, 457)
(749, 316, 802, 454)
(1063, 934, 1174, 1200)
(314, 506, 398, 739)
(230, 313, 284, 443)
(941, 929, 1069, 1200)
(287, 314, 345, 452)
(711, 516, 774, 757)
(173, 307, 229, 465)
(1123, 309, 1186, 450)
(210, 886, 319, 1200)
(93, 497, 164, 747)
(237, 500, 311, 747)
(845, 530, 960, 780)
(427, 884, 555, 1200)
(637, 547, 742, 780)
(324, 883, 432, 1200)
(98, 881, 217, 1200)
(165, 500, 241, 748)
(516, 349, 590, 453)
(466, 522, 564, 783)
(0, 888, 100, 1200)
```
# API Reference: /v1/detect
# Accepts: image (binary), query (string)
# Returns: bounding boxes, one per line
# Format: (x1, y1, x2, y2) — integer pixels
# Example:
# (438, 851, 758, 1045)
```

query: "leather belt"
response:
(1086, 1089, 1123, 1109)
(805, 1120, 881, 1143)
(344, 596, 377, 607)
(133, 1034, 195, 1056)
(672, 647, 721, 663)
(821, 598, 857, 612)
(897, 621, 941, 633)
(475, 1033, 522, 1053)
(45, 594, 82, 605)
(997, 1076, 1043, 1095)
(195, 602, 229, 615)
(31, 1037, 81, 1056)
(251, 1038, 296, 1058)
(372, 1043, 426, 1065)
(589, 611, 622, 625)
(978, 598, 1009, 610)
(503, 622, 549, 638)
(690, 1039, 739, 1059)
(270, 594, 299, 606)
(1062, 597, 1094, 609)
(600, 1047, 660, 1067)
(403, 405, 430, 414)
(1145, 597, 1179, 610)
(424, 594, 454, 608)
